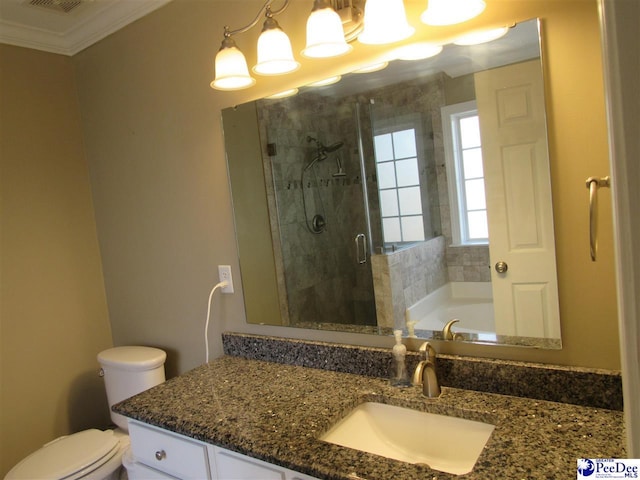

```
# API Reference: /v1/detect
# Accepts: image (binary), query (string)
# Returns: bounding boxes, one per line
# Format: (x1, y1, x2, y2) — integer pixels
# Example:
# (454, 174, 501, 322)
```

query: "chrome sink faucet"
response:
(412, 342, 441, 398)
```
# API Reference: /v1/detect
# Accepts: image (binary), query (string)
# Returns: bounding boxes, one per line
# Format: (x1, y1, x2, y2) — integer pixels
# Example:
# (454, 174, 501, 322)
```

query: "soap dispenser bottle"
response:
(390, 330, 411, 387)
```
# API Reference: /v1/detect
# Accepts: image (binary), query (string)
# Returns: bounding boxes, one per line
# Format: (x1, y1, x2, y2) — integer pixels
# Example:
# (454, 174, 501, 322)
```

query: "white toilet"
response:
(5, 346, 166, 480)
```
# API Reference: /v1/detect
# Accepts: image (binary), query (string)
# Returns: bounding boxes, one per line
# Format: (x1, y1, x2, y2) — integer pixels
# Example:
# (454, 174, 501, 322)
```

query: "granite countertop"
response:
(114, 355, 625, 480)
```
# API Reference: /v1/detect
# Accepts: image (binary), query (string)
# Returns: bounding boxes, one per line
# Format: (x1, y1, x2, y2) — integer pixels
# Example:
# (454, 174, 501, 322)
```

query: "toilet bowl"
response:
(5, 346, 166, 480)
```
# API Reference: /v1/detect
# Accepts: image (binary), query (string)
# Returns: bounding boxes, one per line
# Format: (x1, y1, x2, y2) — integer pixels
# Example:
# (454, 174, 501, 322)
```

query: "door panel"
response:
(475, 59, 560, 338)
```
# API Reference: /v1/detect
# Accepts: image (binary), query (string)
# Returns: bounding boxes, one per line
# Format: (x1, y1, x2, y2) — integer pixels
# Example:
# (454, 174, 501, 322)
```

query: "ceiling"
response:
(0, 0, 172, 56)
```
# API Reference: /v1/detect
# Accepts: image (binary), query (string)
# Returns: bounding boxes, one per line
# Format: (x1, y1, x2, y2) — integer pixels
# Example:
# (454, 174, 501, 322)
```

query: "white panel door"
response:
(474, 59, 560, 338)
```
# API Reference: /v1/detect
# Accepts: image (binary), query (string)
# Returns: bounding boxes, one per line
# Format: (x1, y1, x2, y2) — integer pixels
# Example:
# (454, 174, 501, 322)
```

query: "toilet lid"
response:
(6, 429, 119, 480)
(97, 346, 166, 371)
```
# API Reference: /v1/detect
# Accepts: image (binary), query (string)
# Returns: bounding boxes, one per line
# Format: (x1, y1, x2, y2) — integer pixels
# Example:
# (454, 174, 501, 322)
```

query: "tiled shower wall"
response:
(372, 236, 448, 329)
(256, 93, 376, 326)
(446, 246, 492, 282)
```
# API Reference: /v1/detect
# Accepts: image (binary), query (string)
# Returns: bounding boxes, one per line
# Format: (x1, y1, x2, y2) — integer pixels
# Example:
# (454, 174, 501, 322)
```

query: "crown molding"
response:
(0, 0, 172, 56)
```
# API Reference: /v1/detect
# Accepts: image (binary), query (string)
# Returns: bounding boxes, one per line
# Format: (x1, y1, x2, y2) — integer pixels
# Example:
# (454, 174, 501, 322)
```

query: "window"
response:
(373, 127, 425, 244)
(441, 101, 489, 245)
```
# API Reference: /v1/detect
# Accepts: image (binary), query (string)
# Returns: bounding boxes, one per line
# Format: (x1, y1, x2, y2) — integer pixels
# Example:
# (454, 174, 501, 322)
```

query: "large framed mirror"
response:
(223, 18, 561, 349)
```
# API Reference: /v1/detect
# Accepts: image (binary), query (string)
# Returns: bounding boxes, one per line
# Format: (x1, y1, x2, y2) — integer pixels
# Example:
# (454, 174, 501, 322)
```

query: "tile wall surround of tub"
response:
(222, 332, 623, 411)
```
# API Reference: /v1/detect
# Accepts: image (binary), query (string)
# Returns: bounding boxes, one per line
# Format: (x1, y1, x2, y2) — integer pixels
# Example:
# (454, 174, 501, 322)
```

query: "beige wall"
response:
(72, 0, 619, 376)
(0, 45, 114, 475)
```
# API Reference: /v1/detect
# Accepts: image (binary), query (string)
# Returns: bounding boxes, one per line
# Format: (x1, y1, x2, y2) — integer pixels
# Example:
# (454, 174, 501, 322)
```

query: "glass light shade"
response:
(421, 0, 486, 26)
(391, 42, 443, 61)
(453, 26, 509, 45)
(358, 0, 415, 45)
(210, 39, 256, 91)
(253, 21, 300, 76)
(302, 6, 352, 58)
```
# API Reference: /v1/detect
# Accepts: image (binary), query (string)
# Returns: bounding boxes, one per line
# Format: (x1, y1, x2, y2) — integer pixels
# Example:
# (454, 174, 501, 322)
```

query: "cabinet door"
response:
(126, 460, 181, 480)
(213, 447, 320, 480)
(214, 448, 286, 480)
(129, 421, 211, 479)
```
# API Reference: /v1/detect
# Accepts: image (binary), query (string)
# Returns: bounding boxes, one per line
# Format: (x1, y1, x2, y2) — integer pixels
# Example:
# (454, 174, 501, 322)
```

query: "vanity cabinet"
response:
(212, 447, 319, 480)
(127, 420, 320, 480)
(128, 421, 211, 479)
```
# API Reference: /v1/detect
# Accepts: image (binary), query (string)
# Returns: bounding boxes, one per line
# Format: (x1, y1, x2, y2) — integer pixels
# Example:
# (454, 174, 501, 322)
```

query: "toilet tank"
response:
(97, 346, 166, 431)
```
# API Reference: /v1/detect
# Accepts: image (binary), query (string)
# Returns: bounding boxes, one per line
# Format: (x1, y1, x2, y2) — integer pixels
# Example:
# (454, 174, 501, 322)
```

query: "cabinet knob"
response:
(155, 449, 166, 461)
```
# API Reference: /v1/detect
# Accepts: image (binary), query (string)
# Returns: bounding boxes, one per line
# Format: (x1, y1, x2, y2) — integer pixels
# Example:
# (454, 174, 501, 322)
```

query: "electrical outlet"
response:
(218, 265, 234, 294)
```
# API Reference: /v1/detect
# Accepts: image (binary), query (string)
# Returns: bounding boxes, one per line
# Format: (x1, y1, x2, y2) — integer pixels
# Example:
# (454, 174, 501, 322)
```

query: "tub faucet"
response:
(412, 342, 441, 398)
(443, 319, 464, 341)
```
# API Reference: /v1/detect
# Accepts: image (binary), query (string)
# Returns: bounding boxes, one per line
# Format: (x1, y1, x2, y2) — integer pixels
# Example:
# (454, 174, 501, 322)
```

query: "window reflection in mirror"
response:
(442, 101, 489, 246)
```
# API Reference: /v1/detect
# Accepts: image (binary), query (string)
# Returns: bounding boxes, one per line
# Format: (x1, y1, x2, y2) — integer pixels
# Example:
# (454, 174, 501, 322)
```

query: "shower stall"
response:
(254, 75, 442, 329)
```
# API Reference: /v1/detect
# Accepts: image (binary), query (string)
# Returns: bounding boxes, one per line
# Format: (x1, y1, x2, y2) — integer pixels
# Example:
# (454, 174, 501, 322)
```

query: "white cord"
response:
(204, 280, 228, 364)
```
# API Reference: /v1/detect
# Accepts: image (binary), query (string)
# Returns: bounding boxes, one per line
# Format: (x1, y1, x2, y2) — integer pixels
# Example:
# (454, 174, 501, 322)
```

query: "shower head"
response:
(323, 141, 344, 153)
(306, 136, 344, 158)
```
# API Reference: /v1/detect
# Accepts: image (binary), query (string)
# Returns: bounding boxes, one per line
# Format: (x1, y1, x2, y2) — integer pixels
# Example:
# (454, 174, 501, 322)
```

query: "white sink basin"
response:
(320, 402, 495, 475)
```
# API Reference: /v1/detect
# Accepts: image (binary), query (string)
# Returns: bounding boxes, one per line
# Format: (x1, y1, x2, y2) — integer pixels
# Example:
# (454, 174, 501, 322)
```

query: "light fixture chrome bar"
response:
(212, 0, 297, 89)
(332, 0, 364, 42)
(224, 0, 290, 37)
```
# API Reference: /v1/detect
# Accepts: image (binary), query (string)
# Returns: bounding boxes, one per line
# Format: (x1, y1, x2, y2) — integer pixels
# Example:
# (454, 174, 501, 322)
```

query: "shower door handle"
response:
(355, 233, 367, 264)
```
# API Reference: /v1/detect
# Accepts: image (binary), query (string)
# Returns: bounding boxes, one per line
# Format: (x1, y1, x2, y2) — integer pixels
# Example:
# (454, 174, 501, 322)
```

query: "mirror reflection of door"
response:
(474, 59, 560, 339)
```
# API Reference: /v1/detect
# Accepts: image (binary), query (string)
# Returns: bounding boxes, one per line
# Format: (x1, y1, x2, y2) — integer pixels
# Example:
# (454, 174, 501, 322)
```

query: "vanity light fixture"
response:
(211, 0, 437, 91)
(358, 0, 415, 45)
(253, 5, 300, 75)
(453, 26, 510, 45)
(421, 0, 486, 26)
(302, 0, 353, 58)
(211, 0, 297, 90)
(210, 36, 256, 91)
